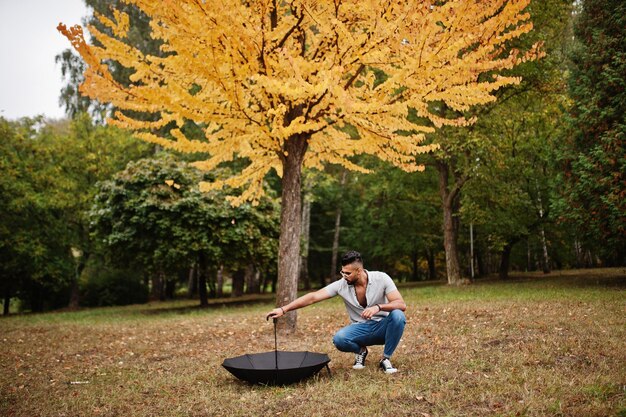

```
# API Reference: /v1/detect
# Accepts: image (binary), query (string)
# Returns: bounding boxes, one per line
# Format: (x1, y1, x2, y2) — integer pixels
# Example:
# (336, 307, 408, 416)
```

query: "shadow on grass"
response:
(480, 268, 626, 289)
(138, 293, 276, 316)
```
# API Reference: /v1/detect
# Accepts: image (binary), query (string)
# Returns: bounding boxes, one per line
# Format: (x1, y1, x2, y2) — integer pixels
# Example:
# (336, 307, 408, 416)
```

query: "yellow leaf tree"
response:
(60, 0, 542, 331)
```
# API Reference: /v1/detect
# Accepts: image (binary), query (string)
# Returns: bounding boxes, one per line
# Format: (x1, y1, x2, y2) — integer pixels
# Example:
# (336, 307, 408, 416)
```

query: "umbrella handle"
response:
(273, 318, 278, 352)
(273, 318, 279, 374)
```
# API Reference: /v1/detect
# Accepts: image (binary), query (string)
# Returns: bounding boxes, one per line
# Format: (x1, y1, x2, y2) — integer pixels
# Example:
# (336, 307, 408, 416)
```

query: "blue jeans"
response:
(332, 310, 406, 358)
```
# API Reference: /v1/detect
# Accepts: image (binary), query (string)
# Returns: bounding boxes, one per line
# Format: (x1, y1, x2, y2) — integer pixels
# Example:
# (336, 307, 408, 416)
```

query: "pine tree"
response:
(563, 0, 626, 264)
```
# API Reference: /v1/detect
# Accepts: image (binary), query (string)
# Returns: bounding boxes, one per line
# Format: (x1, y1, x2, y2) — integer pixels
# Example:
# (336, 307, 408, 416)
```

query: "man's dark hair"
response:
(341, 250, 363, 266)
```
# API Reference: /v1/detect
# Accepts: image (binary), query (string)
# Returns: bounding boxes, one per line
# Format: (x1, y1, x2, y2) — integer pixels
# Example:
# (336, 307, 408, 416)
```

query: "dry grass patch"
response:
(1, 269, 624, 416)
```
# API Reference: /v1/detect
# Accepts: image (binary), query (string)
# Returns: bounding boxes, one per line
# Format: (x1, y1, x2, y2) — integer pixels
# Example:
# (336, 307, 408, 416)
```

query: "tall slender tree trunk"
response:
(3, 287, 10, 316)
(277, 134, 308, 333)
(436, 161, 466, 285)
(68, 251, 88, 309)
(68, 280, 81, 309)
(232, 269, 245, 297)
(187, 264, 197, 298)
(426, 249, 437, 280)
(499, 243, 514, 280)
(31, 282, 45, 312)
(536, 184, 551, 274)
(150, 272, 165, 301)
(300, 184, 312, 290)
(216, 265, 224, 298)
(329, 170, 347, 284)
(476, 241, 487, 276)
(526, 239, 532, 271)
(245, 264, 260, 294)
(207, 266, 217, 298)
(165, 278, 176, 299)
(198, 253, 208, 307)
(329, 207, 342, 281)
(539, 226, 550, 273)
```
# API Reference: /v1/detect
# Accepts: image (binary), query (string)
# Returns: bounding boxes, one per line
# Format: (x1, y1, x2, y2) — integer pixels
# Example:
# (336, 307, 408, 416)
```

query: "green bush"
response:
(80, 258, 148, 307)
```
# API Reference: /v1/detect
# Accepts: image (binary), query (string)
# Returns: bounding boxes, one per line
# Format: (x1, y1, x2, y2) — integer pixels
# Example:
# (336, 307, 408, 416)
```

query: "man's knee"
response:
(332, 329, 348, 350)
(388, 309, 406, 325)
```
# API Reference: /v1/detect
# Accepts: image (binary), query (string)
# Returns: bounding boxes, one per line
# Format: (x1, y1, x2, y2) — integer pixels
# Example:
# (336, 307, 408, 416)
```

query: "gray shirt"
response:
(323, 270, 398, 323)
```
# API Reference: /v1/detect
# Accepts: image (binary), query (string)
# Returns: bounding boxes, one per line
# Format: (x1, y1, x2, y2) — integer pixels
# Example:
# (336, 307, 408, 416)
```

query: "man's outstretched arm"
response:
(265, 288, 332, 320)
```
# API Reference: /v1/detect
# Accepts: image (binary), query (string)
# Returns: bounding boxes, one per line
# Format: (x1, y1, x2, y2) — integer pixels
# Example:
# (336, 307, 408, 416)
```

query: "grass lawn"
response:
(1, 268, 625, 417)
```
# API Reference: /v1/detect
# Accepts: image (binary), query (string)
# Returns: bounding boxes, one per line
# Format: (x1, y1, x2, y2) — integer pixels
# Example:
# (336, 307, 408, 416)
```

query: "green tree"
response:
(0, 116, 151, 313)
(0, 118, 73, 313)
(559, 0, 626, 264)
(53, 114, 152, 307)
(340, 159, 442, 281)
(428, 0, 573, 284)
(461, 91, 568, 279)
(90, 155, 279, 305)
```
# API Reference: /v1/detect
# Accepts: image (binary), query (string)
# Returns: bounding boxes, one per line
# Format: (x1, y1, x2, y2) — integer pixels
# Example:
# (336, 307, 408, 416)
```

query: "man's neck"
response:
(355, 270, 368, 288)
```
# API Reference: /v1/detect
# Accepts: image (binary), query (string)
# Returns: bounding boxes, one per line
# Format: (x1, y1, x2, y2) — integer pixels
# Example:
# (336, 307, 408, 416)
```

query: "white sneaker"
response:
(353, 348, 368, 369)
(379, 358, 397, 374)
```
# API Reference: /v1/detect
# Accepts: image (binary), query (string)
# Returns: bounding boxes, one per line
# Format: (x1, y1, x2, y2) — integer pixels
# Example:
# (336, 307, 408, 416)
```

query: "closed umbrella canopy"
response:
(222, 318, 331, 385)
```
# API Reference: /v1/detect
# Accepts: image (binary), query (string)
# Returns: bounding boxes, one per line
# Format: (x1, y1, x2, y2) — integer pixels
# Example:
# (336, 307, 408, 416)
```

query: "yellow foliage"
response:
(59, 0, 543, 203)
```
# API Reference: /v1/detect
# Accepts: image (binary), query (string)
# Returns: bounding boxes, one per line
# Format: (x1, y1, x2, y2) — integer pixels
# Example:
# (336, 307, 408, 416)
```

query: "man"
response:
(266, 250, 406, 374)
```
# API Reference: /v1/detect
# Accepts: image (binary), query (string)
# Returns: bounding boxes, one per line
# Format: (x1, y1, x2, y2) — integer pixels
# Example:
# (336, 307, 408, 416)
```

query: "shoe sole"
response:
(352, 364, 366, 370)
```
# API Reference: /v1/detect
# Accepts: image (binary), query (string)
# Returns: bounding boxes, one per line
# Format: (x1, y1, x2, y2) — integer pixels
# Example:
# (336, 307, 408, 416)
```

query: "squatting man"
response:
(266, 250, 406, 373)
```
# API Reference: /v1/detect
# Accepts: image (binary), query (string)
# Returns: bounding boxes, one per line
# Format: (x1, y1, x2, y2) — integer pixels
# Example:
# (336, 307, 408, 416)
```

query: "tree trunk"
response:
(426, 249, 437, 280)
(535, 183, 551, 274)
(232, 269, 245, 297)
(245, 263, 260, 294)
(526, 238, 532, 271)
(187, 264, 197, 298)
(150, 272, 164, 301)
(165, 278, 176, 299)
(329, 170, 347, 284)
(3, 289, 10, 316)
(198, 253, 208, 307)
(476, 243, 487, 276)
(68, 251, 88, 309)
(216, 265, 224, 298)
(411, 251, 419, 281)
(30, 282, 45, 312)
(263, 272, 277, 294)
(276, 134, 308, 333)
(469, 222, 475, 280)
(68, 279, 81, 309)
(539, 226, 550, 274)
(329, 207, 342, 281)
(437, 161, 466, 285)
(206, 266, 216, 299)
(299, 187, 312, 290)
(499, 243, 514, 280)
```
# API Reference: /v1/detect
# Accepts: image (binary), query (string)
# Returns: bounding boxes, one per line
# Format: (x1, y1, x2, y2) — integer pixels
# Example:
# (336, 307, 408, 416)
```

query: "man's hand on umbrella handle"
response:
(266, 307, 285, 321)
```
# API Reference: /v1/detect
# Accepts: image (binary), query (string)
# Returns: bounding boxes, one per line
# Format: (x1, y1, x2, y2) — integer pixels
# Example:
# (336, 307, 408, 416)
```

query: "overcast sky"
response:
(0, 0, 89, 120)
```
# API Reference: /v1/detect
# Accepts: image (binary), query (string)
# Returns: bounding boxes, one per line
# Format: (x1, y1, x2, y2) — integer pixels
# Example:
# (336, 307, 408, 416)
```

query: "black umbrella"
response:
(222, 318, 331, 385)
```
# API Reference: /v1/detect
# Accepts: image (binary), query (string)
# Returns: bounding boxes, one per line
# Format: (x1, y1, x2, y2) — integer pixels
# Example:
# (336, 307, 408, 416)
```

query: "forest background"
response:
(1, 0, 624, 316)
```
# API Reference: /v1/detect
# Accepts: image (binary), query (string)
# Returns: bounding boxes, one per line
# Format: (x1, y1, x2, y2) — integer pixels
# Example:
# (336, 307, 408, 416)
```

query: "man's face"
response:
(340, 264, 361, 285)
